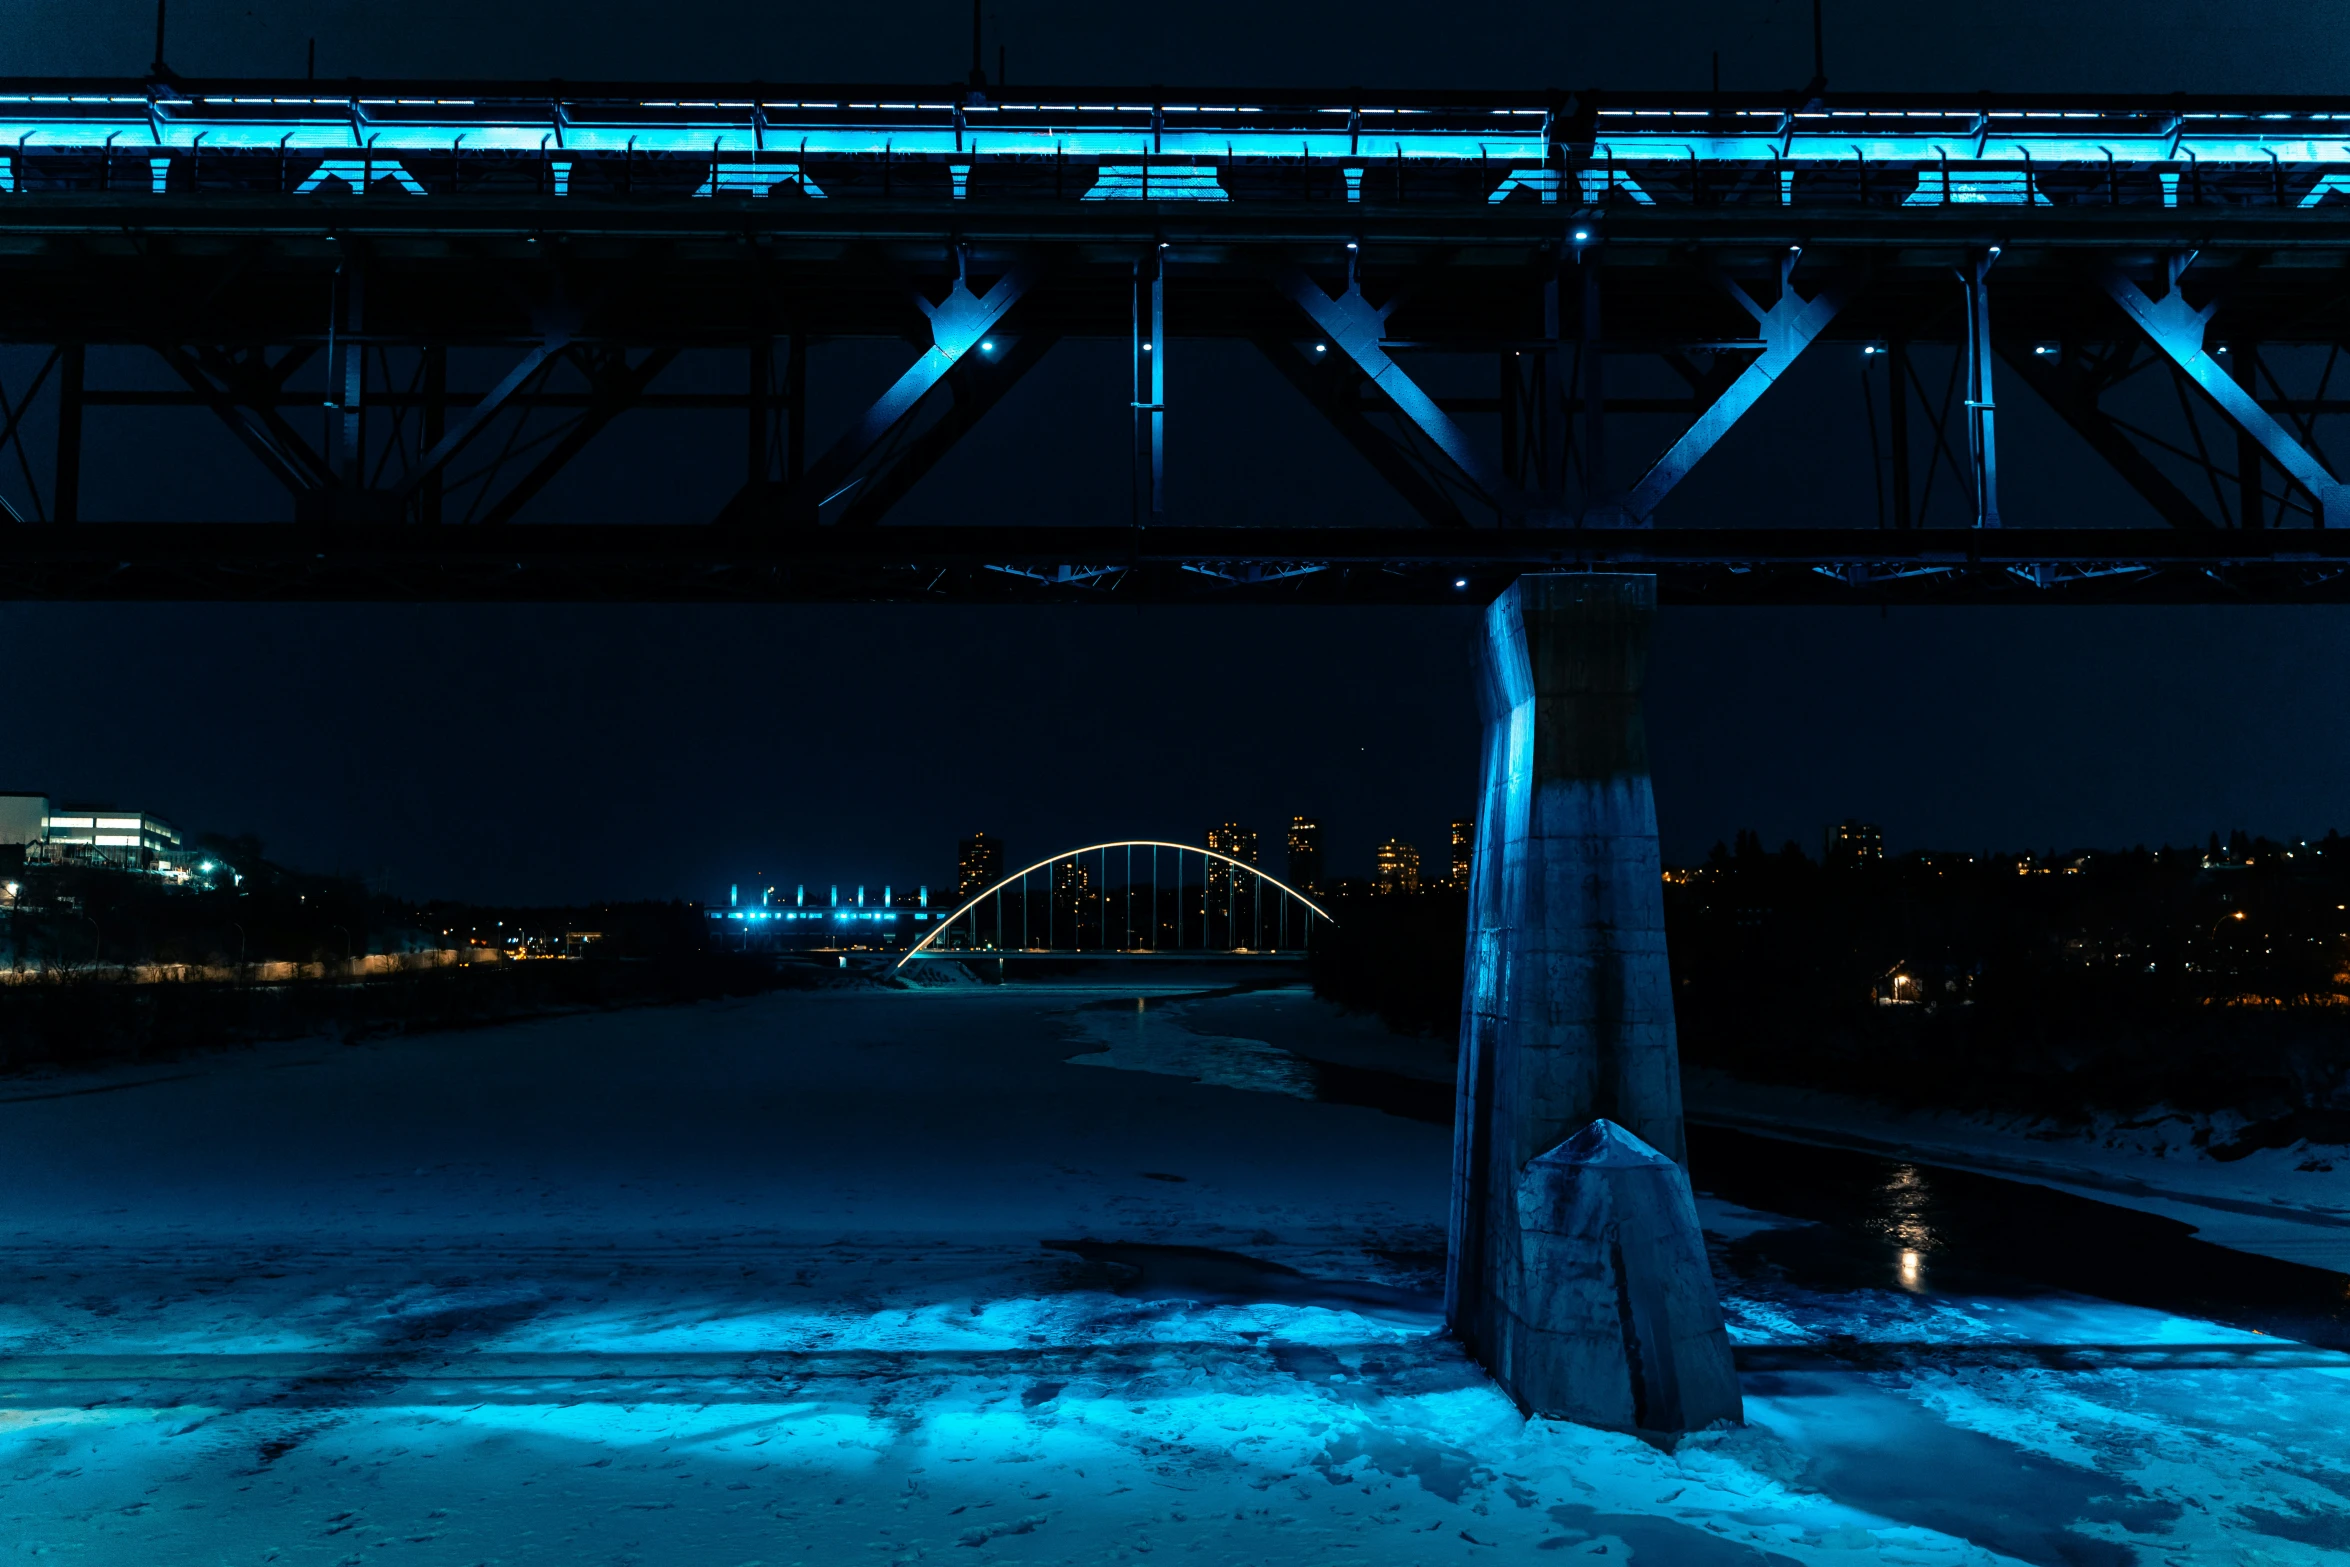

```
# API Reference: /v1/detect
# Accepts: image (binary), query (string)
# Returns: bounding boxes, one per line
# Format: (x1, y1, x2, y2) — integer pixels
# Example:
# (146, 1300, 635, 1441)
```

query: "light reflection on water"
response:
(1876, 1163, 1938, 1293)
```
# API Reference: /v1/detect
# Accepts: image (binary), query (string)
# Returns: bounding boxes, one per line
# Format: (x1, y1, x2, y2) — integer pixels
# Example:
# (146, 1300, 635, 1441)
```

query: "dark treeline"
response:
(0, 954, 798, 1073)
(0, 837, 801, 1072)
(1310, 884, 1472, 1041)
(1313, 832, 2350, 1128)
(2, 833, 710, 970)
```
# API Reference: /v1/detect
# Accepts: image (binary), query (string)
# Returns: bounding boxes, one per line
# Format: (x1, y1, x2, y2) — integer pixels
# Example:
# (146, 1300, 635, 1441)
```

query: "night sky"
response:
(1, 3, 2345, 903)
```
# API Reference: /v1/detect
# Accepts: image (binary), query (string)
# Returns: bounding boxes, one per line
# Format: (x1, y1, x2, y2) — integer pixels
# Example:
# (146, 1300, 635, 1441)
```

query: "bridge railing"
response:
(7, 86, 2350, 211)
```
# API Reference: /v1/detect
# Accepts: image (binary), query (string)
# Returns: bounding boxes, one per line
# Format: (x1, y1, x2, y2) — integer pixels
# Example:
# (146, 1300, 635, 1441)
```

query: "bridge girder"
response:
(8, 82, 2350, 597)
(0, 523, 2338, 605)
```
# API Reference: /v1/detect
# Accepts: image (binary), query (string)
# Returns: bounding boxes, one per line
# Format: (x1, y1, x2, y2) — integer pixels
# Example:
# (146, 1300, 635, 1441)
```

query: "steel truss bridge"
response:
(899, 842, 1334, 966)
(7, 78, 2350, 602)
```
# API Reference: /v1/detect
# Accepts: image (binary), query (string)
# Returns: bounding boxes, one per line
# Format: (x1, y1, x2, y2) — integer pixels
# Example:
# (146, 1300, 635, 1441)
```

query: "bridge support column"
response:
(1446, 573, 1736, 1434)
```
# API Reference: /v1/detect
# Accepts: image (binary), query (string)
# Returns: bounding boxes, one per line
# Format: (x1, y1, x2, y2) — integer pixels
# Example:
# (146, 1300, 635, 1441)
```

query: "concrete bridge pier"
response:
(1446, 573, 1740, 1434)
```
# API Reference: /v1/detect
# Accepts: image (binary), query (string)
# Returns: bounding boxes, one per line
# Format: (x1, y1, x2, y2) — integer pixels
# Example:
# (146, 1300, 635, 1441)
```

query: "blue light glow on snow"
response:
(4, 987, 2346, 1563)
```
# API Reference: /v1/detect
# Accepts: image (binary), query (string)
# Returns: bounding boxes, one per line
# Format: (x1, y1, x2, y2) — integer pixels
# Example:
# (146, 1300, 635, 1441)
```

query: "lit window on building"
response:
(1373, 838, 1421, 895)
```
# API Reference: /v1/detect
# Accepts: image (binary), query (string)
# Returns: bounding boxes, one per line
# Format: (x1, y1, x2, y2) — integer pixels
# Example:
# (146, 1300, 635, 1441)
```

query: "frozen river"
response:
(1, 982, 2344, 1564)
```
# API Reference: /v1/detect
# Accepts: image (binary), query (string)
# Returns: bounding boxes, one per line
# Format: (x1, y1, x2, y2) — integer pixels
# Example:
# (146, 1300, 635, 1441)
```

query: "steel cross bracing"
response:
(9, 78, 2350, 602)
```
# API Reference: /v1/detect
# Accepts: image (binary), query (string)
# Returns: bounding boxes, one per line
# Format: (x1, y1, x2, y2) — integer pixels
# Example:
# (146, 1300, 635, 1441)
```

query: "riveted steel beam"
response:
(837, 331, 1061, 528)
(1994, 336, 2216, 531)
(1252, 336, 1471, 529)
(474, 346, 679, 526)
(763, 261, 1037, 525)
(1625, 255, 1847, 522)
(392, 333, 571, 501)
(1281, 267, 1518, 518)
(2104, 262, 2350, 524)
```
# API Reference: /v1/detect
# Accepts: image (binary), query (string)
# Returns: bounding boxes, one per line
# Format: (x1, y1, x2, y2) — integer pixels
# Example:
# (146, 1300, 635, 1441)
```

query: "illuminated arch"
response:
(896, 840, 1337, 969)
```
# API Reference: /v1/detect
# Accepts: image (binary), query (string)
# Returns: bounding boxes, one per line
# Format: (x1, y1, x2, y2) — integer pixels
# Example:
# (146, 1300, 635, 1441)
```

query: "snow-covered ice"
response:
(1, 985, 2345, 1564)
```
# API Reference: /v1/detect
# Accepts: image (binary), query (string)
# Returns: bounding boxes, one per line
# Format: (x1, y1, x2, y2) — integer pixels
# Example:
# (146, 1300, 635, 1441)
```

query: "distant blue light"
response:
(980, 339, 994, 352)
(1454, 578, 1468, 589)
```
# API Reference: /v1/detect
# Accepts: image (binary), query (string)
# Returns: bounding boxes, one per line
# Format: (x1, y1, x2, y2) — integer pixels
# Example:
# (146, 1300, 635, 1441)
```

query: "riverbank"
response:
(1686, 1068, 2350, 1274)
(0, 950, 813, 1073)
(1175, 987, 2350, 1275)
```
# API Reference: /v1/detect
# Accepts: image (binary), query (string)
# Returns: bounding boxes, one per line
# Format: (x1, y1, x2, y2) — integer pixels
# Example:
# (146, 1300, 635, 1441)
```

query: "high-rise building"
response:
(1207, 822, 1258, 867)
(1286, 816, 1323, 891)
(1034, 854, 1100, 945)
(1448, 818, 1475, 889)
(1372, 838, 1421, 895)
(1824, 820, 1885, 866)
(1205, 821, 1258, 895)
(1050, 854, 1094, 900)
(957, 833, 1004, 898)
(1206, 822, 1259, 937)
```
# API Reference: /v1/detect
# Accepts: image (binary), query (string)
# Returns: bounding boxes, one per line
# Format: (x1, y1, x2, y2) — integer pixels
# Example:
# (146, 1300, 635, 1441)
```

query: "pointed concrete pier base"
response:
(1507, 1119, 1743, 1435)
(1447, 574, 1738, 1433)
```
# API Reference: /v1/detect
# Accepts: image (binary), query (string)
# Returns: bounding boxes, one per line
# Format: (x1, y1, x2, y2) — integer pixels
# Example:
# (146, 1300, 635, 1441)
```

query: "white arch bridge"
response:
(897, 841, 1335, 969)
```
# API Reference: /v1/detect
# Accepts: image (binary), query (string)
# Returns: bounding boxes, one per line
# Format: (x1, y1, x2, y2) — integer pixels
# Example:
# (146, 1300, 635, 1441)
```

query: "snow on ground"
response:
(0, 985, 2345, 1565)
(1681, 1069, 2350, 1274)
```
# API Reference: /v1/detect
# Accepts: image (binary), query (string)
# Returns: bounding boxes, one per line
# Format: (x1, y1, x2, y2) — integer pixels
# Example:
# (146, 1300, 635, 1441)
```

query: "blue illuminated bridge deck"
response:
(5, 78, 2350, 604)
(9, 82, 2350, 208)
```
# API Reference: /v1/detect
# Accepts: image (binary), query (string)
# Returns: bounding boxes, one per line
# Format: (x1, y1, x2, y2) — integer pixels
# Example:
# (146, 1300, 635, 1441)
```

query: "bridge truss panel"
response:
(10, 82, 2350, 600)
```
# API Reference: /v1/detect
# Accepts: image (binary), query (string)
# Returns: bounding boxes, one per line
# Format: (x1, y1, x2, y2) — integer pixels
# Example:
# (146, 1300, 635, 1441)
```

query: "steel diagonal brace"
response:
(154, 345, 332, 496)
(780, 262, 1036, 523)
(393, 334, 571, 501)
(1993, 337, 2214, 531)
(1625, 263, 1846, 523)
(1250, 337, 1469, 528)
(2103, 267, 2350, 525)
(838, 331, 1061, 528)
(476, 346, 679, 526)
(1281, 270, 1515, 516)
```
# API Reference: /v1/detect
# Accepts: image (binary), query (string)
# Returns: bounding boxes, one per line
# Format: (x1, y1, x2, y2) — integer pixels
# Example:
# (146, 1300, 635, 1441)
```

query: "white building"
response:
(27, 806, 190, 876)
